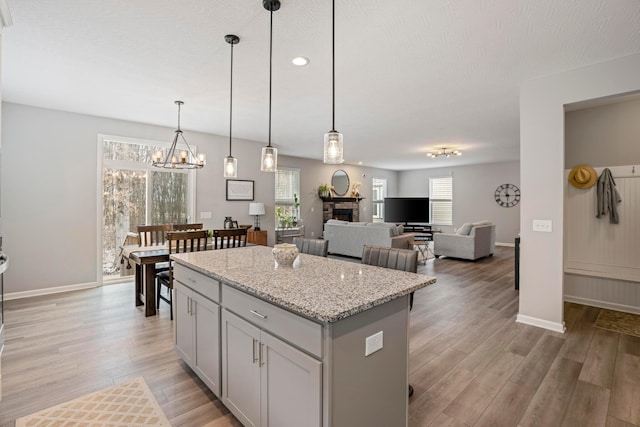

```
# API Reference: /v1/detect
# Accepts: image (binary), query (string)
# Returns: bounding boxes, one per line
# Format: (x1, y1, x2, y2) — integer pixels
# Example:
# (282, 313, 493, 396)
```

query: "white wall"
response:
(275, 157, 398, 241)
(1, 102, 399, 296)
(519, 52, 640, 332)
(1, 102, 274, 295)
(397, 161, 520, 244)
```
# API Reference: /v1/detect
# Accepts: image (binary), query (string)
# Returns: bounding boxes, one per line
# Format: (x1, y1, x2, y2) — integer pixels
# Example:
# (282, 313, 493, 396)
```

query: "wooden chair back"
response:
(293, 237, 329, 257)
(167, 230, 209, 254)
(171, 223, 204, 231)
(213, 228, 248, 249)
(137, 224, 171, 246)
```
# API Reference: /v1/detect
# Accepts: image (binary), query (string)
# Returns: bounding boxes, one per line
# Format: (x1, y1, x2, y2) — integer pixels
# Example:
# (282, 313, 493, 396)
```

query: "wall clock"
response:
(495, 184, 520, 207)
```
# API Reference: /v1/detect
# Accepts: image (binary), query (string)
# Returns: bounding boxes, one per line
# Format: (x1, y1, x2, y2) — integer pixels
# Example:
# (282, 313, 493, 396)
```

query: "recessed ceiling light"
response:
(292, 56, 309, 66)
(358, 161, 363, 165)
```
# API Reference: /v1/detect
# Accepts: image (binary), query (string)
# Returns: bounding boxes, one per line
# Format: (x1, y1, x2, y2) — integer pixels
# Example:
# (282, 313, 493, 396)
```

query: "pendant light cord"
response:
(268, 8, 273, 148)
(229, 40, 234, 156)
(331, 0, 335, 132)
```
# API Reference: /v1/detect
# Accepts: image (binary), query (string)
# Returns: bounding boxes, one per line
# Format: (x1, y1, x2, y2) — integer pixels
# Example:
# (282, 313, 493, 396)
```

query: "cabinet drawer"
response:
(222, 285, 322, 358)
(174, 264, 220, 303)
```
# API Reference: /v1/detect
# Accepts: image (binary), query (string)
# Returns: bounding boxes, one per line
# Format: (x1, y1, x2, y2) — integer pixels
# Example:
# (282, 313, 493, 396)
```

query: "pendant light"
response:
(224, 34, 240, 178)
(152, 101, 206, 169)
(323, 0, 344, 164)
(260, 0, 280, 173)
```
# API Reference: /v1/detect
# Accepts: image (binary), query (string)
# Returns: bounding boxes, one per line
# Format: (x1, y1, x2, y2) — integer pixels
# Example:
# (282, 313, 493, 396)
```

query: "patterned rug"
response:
(16, 377, 170, 427)
(594, 309, 640, 338)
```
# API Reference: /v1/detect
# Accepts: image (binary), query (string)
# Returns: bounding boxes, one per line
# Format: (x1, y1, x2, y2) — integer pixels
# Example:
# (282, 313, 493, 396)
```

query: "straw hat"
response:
(568, 164, 597, 189)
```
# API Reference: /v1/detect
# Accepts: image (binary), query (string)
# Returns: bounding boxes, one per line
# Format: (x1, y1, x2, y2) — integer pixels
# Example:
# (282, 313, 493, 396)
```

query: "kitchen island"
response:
(171, 246, 435, 427)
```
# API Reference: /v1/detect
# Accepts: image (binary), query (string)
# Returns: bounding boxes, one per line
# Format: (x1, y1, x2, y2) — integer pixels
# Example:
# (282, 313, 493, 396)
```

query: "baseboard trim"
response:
(5, 281, 100, 301)
(564, 295, 640, 315)
(496, 242, 515, 247)
(516, 314, 566, 333)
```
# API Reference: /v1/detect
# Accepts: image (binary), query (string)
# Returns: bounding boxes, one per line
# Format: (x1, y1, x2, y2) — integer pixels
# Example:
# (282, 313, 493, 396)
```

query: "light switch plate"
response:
(533, 219, 552, 232)
(200, 211, 212, 219)
(365, 331, 383, 356)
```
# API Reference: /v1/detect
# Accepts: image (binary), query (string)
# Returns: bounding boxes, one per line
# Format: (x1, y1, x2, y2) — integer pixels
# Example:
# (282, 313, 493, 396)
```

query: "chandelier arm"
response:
(178, 132, 199, 158)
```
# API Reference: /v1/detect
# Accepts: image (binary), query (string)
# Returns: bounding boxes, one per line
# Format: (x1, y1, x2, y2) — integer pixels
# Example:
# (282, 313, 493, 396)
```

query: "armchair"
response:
(433, 222, 495, 261)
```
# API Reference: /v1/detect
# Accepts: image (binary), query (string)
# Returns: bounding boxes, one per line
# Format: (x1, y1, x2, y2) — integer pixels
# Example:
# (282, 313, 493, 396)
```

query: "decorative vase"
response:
(272, 243, 299, 267)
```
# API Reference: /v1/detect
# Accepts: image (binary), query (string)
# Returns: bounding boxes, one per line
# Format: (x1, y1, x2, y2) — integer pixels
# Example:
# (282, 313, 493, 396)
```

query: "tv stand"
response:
(403, 224, 431, 233)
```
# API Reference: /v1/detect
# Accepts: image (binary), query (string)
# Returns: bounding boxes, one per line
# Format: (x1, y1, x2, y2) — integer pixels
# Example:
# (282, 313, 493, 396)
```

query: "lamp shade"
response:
(249, 202, 266, 216)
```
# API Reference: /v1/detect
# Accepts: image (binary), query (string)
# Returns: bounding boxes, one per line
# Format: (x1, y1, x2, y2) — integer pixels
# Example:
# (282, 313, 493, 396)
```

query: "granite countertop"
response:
(171, 246, 436, 323)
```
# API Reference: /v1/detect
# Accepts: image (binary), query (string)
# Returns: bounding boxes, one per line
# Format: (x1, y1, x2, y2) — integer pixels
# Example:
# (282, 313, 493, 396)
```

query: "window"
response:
(275, 168, 300, 228)
(429, 176, 453, 225)
(372, 178, 387, 222)
(100, 136, 195, 278)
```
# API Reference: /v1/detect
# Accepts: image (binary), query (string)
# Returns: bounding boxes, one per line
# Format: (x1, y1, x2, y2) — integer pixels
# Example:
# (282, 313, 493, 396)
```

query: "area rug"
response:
(594, 309, 640, 338)
(15, 377, 170, 427)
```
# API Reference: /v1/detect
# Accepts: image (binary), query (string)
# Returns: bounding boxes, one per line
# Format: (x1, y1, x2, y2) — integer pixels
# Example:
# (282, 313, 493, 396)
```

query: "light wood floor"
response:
(1, 247, 639, 426)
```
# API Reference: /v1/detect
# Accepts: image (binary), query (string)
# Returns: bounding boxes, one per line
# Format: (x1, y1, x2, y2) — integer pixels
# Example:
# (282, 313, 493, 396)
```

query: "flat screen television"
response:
(383, 197, 430, 224)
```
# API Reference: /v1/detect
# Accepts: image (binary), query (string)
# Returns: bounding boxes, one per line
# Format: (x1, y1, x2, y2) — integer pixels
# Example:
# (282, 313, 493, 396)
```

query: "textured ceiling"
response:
(3, 0, 640, 170)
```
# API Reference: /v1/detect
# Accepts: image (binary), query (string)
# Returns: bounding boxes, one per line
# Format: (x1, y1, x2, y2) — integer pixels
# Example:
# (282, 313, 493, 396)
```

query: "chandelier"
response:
(152, 101, 206, 169)
(427, 148, 461, 158)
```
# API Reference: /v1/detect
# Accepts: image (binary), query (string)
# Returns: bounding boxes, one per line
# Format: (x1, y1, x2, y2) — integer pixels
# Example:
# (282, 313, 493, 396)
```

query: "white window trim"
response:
(97, 134, 197, 285)
(429, 175, 453, 226)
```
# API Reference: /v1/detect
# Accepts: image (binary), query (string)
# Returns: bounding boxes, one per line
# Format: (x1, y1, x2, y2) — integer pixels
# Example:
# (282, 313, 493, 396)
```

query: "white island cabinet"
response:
(171, 246, 435, 427)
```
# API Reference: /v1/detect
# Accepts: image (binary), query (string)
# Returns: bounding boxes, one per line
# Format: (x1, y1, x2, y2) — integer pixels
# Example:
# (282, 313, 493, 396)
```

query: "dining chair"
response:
(137, 224, 172, 246)
(293, 237, 329, 257)
(213, 228, 248, 249)
(156, 230, 208, 320)
(171, 223, 204, 231)
(361, 245, 418, 397)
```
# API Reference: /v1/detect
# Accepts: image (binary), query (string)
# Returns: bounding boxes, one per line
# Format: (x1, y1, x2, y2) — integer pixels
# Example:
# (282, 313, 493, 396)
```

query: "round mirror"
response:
(331, 170, 350, 196)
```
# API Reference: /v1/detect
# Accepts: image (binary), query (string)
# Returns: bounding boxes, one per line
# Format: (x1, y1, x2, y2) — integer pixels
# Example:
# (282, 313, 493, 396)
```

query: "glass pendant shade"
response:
(223, 156, 237, 178)
(261, 145, 278, 172)
(323, 130, 344, 164)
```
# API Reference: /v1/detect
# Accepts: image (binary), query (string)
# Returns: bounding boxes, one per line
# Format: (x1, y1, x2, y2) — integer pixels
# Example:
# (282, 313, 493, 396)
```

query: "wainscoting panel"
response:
(565, 166, 640, 282)
(564, 273, 640, 315)
(564, 165, 640, 314)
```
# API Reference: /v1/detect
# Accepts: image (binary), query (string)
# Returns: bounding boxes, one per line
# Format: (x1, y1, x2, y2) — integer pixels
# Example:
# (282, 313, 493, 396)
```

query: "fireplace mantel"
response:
(321, 196, 364, 203)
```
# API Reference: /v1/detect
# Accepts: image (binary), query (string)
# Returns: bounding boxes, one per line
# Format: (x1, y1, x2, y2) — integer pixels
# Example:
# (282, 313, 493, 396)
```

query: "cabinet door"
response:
(260, 331, 322, 427)
(174, 283, 195, 367)
(222, 310, 261, 427)
(193, 293, 221, 397)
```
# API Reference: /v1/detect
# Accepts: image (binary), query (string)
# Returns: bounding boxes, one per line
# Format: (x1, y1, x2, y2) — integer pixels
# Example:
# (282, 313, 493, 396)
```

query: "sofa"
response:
(323, 220, 414, 258)
(433, 221, 495, 260)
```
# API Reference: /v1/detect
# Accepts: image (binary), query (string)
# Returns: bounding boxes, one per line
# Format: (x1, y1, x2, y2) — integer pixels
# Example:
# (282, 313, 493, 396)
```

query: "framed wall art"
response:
(226, 179, 254, 201)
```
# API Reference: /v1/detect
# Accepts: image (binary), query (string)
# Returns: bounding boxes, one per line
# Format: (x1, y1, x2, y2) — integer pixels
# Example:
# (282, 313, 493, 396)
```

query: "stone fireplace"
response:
(322, 197, 362, 223)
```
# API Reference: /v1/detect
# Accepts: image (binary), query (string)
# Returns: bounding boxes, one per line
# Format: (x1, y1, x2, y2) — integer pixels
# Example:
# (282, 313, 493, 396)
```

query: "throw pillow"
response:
(456, 223, 473, 235)
(397, 225, 404, 235)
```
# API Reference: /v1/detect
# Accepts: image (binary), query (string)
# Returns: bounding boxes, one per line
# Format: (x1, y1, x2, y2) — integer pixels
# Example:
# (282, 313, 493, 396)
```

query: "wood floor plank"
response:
(518, 356, 583, 427)
(561, 380, 610, 427)
(472, 379, 537, 427)
(408, 367, 476, 426)
(442, 350, 523, 425)
(0, 247, 634, 427)
(579, 327, 619, 388)
(608, 352, 640, 426)
(606, 416, 639, 427)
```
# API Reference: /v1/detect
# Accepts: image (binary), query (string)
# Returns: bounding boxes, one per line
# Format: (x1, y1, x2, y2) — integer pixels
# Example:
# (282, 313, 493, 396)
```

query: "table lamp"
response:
(249, 202, 266, 231)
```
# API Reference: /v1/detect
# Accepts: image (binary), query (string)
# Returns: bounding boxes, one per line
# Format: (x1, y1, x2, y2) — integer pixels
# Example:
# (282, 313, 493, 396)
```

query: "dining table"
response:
(127, 247, 170, 317)
(124, 240, 252, 317)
